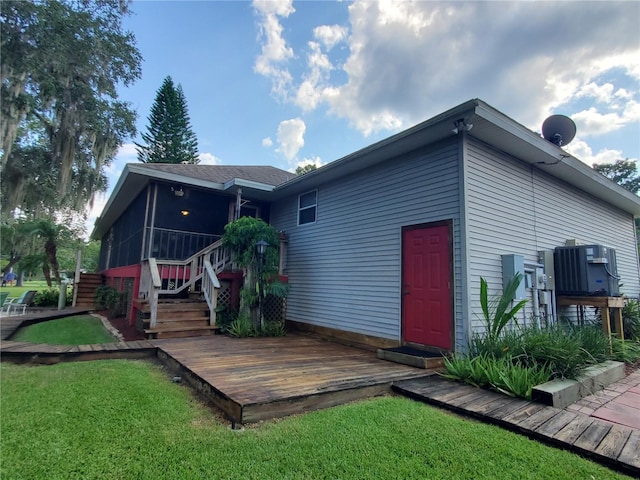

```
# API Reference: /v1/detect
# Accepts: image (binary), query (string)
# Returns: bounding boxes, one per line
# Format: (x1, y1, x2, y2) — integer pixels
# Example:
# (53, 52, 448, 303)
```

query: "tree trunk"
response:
(44, 240, 61, 284)
(2, 255, 20, 276)
(42, 263, 52, 288)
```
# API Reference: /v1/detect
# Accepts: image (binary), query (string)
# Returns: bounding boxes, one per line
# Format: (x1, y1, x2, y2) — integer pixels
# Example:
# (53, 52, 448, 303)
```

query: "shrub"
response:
(227, 314, 257, 338)
(442, 353, 552, 400)
(261, 320, 287, 337)
(214, 305, 238, 333)
(33, 288, 72, 307)
(94, 285, 127, 317)
(480, 274, 527, 340)
(611, 337, 640, 363)
(622, 299, 640, 340)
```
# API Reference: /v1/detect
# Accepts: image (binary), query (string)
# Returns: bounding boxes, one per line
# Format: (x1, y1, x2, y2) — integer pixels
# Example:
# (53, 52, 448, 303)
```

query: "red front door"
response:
(402, 224, 452, 349)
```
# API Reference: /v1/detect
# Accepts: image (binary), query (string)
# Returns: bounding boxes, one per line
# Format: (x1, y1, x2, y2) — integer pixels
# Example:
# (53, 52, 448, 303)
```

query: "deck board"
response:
(152, 333, 430, 422)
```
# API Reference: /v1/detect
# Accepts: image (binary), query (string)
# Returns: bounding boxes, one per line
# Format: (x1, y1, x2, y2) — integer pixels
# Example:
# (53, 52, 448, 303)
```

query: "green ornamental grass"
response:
(0, 360, 630, 480)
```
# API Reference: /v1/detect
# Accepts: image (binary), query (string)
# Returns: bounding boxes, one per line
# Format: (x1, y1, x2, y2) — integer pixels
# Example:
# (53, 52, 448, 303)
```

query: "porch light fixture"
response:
(172, 186, 184, 197)
(256, 239, 269, 257)
(180, 210, 190, 216)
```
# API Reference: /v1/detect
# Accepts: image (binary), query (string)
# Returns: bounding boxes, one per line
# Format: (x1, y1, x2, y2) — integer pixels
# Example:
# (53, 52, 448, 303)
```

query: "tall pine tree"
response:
(136, 76, 199, 164)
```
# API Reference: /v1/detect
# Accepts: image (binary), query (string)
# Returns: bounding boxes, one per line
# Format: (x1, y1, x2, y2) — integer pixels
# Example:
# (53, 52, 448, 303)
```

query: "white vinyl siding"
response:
(271, 140, 464, 346)
(465, 137, 640, 332)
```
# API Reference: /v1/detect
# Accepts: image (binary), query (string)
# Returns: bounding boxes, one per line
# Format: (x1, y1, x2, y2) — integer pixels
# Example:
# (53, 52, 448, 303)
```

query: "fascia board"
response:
(223, 178, 277, 192)
(127, 164, 226, 190)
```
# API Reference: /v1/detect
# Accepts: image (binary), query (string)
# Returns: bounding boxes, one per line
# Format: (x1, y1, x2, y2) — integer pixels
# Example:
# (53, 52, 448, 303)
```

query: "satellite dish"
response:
(542, 114, 576, 147)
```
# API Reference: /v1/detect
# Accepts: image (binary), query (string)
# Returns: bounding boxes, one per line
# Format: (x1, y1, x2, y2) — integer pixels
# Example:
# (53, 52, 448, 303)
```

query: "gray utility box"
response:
(554, 245, 619, 296)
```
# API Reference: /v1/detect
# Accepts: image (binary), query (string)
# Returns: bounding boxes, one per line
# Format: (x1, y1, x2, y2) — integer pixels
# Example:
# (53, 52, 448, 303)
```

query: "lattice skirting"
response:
(264, 295, 287, 323)
(218, 281, 232, 309)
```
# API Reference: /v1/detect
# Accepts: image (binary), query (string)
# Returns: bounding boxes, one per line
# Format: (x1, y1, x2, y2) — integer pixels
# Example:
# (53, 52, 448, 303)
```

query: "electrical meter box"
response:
(554, 245, 619, 296)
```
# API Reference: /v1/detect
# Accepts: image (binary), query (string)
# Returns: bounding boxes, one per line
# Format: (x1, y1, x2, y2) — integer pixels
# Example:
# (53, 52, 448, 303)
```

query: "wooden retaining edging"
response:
(393, 376, 640, 477)
(0, 340, 157, 364)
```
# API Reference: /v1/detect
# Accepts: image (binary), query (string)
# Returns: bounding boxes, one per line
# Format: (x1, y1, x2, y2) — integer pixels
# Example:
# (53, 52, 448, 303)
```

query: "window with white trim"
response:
(298, 190, 317, 225)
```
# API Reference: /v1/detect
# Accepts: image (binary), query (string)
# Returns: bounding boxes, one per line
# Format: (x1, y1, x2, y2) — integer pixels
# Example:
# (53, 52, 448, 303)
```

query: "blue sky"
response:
(90, 0, 640, 233)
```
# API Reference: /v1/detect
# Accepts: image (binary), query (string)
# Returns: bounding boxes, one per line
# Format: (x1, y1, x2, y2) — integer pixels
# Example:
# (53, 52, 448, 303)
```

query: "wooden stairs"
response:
(137, 298, 220, 339)
(74, 273, 102, 308)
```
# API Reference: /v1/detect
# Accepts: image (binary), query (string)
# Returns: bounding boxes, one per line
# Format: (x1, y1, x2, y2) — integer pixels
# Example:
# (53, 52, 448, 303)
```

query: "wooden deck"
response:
(393, 376, 640, 477)
(151, 334, 431, 425)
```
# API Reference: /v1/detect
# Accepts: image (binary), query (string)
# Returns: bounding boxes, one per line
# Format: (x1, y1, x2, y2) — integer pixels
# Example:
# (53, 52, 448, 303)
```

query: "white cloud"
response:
(275, 118, 306, 161)
(576, 82, 615, 104)
(253, 1, 639, 141)
(571, 108, 626, 136)
(333, 1, 639, 134)
(313, 24, 347, 50)
(566, 138, 636, 166)
(295, 41, 335, 111)
(262, 137, 273, 147)
(198, 152, 221, 165)
(252, 0, 295, 100)
(292, 156, 324, 173)
(615, 88, 634, 101)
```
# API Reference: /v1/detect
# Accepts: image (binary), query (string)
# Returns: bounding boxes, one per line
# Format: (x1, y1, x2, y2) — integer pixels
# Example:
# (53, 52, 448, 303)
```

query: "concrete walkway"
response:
(566, 370, 640, 430)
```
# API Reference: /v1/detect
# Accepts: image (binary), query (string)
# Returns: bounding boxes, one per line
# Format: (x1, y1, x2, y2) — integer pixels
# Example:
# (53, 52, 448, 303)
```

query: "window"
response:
(298, 190, 317, 225)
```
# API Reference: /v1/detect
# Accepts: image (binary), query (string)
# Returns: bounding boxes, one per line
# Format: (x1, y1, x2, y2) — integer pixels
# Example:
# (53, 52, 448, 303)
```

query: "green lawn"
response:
(0, 280, 49, 298)
(0, 360, 629, 480)
(1, 280, 52, 308)
(11, 315, 116, 344)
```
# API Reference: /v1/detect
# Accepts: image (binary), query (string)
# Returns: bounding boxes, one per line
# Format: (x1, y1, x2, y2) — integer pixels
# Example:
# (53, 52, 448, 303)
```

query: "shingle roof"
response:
(135, 164, 296, 187)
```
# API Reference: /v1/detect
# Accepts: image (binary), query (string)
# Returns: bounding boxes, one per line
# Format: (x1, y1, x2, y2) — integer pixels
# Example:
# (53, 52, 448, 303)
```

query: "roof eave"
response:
(472, 101, 640, 217)
(91, 165, 284, 239)
(273, 99, 640, 216)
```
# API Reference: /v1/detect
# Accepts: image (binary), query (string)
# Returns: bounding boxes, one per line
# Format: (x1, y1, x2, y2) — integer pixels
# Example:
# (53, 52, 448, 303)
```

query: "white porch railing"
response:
(202, 260, 221, 325)
(139, 238, 230, 328)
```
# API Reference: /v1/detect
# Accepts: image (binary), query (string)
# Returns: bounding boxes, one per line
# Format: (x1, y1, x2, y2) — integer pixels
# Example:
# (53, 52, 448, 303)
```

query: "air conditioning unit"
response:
(554, 245, 619, 296)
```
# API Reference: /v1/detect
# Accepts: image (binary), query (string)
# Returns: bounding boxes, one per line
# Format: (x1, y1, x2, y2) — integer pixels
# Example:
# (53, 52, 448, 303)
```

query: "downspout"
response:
(235, 188, 243, 221)
(458, 127, 472, 353)
(147, 183, 159, 258)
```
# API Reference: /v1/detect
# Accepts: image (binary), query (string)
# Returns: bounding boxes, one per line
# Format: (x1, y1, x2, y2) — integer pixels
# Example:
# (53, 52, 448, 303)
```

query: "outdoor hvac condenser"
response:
(554, 245, 619, 297)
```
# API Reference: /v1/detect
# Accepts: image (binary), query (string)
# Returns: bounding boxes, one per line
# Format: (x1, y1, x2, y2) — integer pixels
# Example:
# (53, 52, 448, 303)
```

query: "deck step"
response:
(73, 273, 103, 309)
(145, 325, 220, 339)
(155, 318, 211, 328)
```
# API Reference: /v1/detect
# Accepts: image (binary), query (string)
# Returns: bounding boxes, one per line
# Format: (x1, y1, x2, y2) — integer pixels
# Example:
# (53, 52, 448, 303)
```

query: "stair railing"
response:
(139, 239, 230, 328)
(202, 260, 221, 325)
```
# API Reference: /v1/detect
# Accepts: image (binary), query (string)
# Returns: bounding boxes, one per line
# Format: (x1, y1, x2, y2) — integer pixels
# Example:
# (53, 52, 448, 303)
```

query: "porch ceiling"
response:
(91, 165, 286, 239)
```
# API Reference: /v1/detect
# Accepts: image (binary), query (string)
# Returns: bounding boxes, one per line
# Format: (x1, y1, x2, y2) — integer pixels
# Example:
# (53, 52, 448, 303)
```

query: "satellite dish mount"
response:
(542, 114, 576, 147)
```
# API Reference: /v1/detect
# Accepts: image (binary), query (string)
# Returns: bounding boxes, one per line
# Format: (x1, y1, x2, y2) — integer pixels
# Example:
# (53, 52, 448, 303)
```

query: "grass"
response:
(0, 280, 49, 300)
(1, 280, 55, 308)
(11, 315, 116, 344)
(0, 360, 630, 480)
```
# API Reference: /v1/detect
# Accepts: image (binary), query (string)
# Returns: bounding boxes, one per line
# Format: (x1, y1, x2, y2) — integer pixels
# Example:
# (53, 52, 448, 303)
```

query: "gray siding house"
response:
(269, 99, 640, 352)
